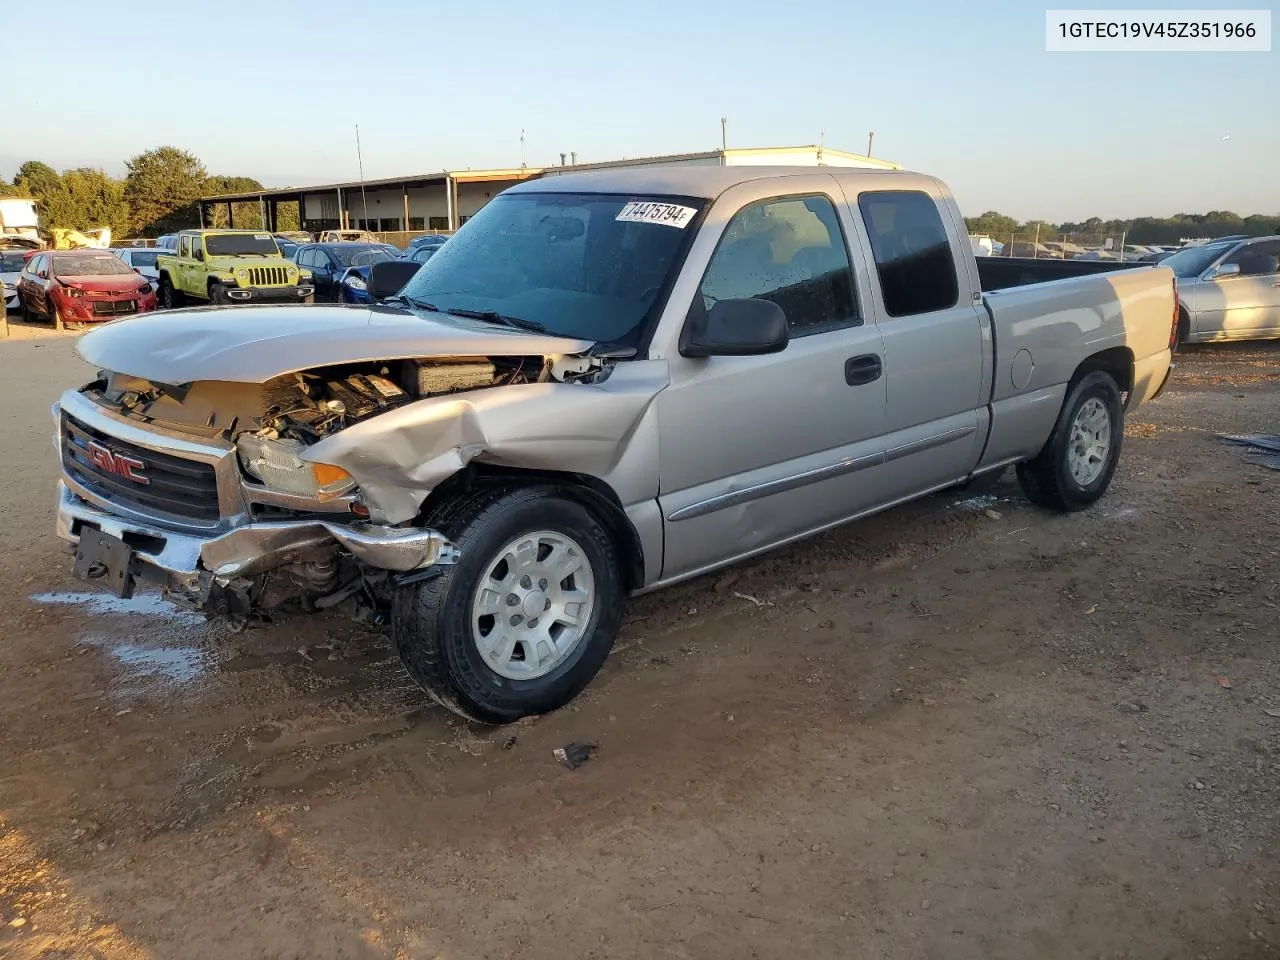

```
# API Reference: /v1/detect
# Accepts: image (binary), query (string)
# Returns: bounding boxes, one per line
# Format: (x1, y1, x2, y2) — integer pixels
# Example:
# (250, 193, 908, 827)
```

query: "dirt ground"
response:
(1, 330, 1277, 960)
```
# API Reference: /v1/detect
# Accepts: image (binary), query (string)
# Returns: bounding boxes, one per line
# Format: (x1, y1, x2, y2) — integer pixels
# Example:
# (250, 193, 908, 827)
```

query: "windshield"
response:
(129, 251, 160, 268)
(332, 245, 397, 267)
(1, 252, 26, 272)
(53, 254, 134, 278)
(399, 192, 703, 343)
(1162, 241, 1235, 278)
(204, 233, 280, 257)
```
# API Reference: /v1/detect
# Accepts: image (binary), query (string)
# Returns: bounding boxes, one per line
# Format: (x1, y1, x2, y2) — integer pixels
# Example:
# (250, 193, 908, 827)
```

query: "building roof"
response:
(197, 146, 898, 204)
(201, 168, 543, 203)
(507, 165, 911, 201)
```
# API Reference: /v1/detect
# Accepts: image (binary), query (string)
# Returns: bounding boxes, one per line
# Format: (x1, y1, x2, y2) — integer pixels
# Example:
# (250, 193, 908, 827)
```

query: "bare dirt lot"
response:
(1, 332, 1278, 960)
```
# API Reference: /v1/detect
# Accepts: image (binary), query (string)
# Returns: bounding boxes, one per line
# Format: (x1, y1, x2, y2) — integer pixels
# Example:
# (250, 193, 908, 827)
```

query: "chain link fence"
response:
(971, 231, 1172, 262)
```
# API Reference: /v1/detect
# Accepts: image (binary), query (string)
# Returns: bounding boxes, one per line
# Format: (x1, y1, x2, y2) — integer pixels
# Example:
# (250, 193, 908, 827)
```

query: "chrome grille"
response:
(62, 413, 221, 522)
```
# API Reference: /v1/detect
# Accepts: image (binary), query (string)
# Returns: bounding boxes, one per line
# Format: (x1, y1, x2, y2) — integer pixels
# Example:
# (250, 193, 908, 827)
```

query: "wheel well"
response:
(1073, 346, 1133, 397)
(418, 465, 647, 592)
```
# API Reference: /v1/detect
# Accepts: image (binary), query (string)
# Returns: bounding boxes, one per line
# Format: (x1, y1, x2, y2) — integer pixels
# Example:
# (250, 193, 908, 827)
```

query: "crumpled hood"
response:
(75, 303, 595, 384)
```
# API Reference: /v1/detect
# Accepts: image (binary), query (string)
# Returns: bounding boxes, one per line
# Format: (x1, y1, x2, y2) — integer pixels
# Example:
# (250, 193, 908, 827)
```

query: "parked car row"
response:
(5, 230, 454, 324)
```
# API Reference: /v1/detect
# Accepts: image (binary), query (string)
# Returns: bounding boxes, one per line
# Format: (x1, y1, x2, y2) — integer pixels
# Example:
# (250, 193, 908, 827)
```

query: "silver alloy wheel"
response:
(1067, 396, 1111, 486)
(470, 530, 597, 681)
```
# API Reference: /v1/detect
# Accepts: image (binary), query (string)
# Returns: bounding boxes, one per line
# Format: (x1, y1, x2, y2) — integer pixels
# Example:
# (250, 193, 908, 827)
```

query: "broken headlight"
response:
(236, 433, 355, 501)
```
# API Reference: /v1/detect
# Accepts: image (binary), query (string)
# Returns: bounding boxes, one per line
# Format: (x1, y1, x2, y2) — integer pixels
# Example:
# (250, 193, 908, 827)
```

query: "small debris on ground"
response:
(553, 742, 598, 770)
(983, 509, 1002, 521)
(1216, 676, 1232, 689)
(1117, 699, 1148, 714)
(502, 735, 518, 750)
(734, 592, 774, 608)
(1263, 708, 1280, 719)
(714, 572, 740, 594)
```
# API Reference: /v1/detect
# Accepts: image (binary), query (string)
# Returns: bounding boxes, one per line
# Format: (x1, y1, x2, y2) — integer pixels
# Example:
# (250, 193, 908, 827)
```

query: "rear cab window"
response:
(856, 190, 959, 317)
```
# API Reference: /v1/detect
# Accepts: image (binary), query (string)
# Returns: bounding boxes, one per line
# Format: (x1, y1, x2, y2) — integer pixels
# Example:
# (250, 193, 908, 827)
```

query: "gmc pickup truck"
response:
(54, 167, 1177, 723)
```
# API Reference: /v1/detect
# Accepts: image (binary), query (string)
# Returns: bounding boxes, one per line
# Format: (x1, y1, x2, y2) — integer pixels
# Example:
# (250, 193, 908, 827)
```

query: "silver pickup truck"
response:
(54, 167, 1178, 722)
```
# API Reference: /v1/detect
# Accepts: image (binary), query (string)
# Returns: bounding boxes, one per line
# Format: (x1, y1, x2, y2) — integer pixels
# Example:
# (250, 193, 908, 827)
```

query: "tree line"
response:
(0, 146, 299, 239)
(965, 210, 1279, 246)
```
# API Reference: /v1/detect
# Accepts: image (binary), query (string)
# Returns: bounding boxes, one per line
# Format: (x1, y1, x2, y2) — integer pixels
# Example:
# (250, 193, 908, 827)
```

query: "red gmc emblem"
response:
(86, 440, 149, 485)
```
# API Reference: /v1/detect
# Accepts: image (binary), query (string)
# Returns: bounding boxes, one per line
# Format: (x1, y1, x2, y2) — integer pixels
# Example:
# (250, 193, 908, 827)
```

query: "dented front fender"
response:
(305, 360, 671, 524)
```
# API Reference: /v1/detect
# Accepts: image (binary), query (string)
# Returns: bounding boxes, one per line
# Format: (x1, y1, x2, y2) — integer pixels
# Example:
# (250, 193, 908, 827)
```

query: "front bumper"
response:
(57, 481, 458, 595)
(57, 294, 158, 323)
(225, 284, 315, 303)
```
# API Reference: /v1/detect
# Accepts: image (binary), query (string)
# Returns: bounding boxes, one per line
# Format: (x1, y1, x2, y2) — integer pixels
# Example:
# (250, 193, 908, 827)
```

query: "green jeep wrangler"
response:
(156, 230, 314, 309)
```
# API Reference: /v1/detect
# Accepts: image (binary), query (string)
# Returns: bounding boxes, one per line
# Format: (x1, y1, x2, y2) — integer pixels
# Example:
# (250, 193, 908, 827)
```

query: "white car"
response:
(1, 249, 28, 312)
(110, 248, 165, 294)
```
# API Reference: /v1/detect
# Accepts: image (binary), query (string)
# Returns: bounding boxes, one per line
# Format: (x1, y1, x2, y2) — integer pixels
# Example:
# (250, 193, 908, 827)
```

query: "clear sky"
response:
(1, 0, 1275, 222)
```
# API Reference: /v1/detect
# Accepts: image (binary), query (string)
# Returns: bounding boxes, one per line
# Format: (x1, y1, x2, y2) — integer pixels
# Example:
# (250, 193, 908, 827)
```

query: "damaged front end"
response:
(54, 322, 641, 622)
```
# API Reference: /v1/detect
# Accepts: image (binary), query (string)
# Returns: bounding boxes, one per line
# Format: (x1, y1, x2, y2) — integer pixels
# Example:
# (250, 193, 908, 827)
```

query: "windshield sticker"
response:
(615, 202, 697, 229)
(254, 233, 272, 240)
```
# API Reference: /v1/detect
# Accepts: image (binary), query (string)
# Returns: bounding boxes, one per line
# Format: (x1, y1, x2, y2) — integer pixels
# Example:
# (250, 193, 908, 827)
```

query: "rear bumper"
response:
(225, 284, 315, 303)
(1129, 349, 1173, 408)
(56, 481, 458, 596)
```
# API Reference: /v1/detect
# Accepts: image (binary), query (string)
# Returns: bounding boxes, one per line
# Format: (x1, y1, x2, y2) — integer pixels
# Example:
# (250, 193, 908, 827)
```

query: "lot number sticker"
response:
(616, 201, 697, 229)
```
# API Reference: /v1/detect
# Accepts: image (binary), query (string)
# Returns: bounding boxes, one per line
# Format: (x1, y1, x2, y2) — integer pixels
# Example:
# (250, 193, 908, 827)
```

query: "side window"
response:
(35, 255, 49, 278)
(179, 236, 191, 258)
(1224, 241, 1280, 277)
(857, 191, 959, 317)
(190, 236, 202, 258)
(296, 248, 314, 268)
(697, 194, 858, 336)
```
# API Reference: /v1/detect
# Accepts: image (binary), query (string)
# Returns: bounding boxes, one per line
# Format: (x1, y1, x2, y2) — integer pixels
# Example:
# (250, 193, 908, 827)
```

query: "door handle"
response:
(845, 354, 883, 386)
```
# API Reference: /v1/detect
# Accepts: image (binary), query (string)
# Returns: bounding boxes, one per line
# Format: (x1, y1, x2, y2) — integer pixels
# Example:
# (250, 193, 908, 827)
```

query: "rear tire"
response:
(1016, 370, 1124, 513)
(1175, 307, 1191, 351)
(392, 487, 625, 724)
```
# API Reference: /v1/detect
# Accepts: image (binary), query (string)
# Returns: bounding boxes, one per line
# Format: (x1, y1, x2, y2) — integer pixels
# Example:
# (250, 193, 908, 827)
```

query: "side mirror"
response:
(680, 298, 789, 358)
(133, 267, 142, 274)
(194, 249, 205, 261)
(1208, 262, 1240, 280)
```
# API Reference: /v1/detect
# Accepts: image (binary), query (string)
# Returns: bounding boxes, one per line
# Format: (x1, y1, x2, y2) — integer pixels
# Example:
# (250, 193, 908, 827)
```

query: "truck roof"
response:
(505, 165, 927, 201)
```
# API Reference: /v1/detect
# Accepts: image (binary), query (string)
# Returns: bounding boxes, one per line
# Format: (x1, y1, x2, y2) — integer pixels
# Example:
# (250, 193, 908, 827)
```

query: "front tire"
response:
(159, 277, 183, 310)
(392, 487, 625, 724)
(208, 283, 231, 306)
(1016, 370, 1124, 512)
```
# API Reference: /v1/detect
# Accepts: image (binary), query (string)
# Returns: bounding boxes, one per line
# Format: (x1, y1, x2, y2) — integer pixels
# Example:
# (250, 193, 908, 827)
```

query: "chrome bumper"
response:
(57, 481, 458, 589)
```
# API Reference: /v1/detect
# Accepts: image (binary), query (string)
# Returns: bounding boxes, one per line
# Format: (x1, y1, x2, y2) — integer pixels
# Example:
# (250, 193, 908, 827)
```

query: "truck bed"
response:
(974, 262, 1176, 473)
(977, 256, 1154, 292)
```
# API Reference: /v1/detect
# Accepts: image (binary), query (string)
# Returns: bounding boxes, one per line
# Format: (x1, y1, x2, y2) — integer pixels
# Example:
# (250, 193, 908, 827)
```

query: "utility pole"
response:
(866, 131, 875, 157)
(355, 124, 369, 232)
(520, 129, 527, 169)
(720, 117, 727, 152)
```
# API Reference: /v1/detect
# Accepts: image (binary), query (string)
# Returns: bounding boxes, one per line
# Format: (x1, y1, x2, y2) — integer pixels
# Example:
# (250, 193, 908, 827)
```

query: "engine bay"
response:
(91, 353, 608, 443)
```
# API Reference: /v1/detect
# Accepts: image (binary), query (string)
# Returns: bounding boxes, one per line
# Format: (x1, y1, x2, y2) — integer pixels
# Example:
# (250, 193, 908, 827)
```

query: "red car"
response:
(16, 250, 158, 327)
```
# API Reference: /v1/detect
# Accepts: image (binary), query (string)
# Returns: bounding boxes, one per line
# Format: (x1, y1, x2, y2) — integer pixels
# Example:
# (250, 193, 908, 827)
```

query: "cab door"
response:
(656, 187, 888, 580)
(842, 186, 988, 496)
